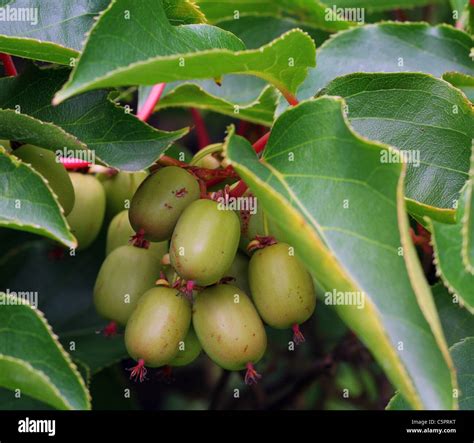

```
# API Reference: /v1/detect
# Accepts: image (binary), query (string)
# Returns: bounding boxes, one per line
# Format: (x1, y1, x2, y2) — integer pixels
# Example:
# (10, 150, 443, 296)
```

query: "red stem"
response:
(137, 83, 166, 122)
(190, 108, 211, 149)
(253, 131, 271, 154)
(229, 179, 248, 198)
(229, 130, 271, 197)
(0, 54, 17, 76)
(281, 91, 299, 107)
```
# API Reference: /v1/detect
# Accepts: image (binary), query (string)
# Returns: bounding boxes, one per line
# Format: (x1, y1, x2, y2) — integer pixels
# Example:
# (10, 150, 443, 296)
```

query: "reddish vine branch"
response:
(0, 54, 17, 76)
(137, 83, 166, 122)
(190, 108, 211, 149)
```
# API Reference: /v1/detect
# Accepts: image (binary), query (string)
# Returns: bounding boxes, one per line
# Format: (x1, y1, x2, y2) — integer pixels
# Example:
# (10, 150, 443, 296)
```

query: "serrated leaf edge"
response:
(428, 217, 474, 315)
(461, 149, 474, 274)
(0, 147, 77, 248)
(156, 82, 278, 125)
(54, 17, 316, 104)
(0, 293, 91, 410)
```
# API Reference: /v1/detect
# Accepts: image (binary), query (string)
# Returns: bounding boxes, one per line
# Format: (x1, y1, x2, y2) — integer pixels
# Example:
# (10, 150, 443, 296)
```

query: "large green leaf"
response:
(196, 0, 354, 31)
(0, 292, 90, 410)
(144, 14, 328, 125)
(463, 155, 474, 273)
(450, 338, 474, 410)
(0, 149, 76, 248)
(0, 236, 127, 379)
(0, 65, 186, 171)
(0, 0, 208, 64)
(152, 79, 278, 126)
(295, 23, 474, 103)
(429, 188, 474, 313)
(388, 337, 474, 410)
(320, 73, 474, 223)
(434, 283, 474, 347)
(54, 0, 316, 104)
(0, 0, 109, 64)
(224, 96, 456, 409)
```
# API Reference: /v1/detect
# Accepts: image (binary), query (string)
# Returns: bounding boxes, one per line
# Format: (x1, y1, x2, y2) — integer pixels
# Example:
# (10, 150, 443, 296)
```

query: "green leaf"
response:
(429, 188, 474, 313)
(163, 0, 207, 24)
(216, 15, 330, 49)
(462, 154, 474, 273)
(0, 65, 187, 171)
(54, 0, 316, 104)
(296, 23, 474, 103)
(0, 236, 128, 378)
(0, 0, 109, 64)
(142, 14, 328, 125)
(450, 338, 474, 410)
(0, 388, 53, 410)
(0, 149, 76, 248)
(196, 0, 354, 31)
(224, 96, 456, 409)
(319, 73, 474, 223)
(388, 337, 474, 410)
(153, 79, 278, 126)
(434, 283, 474, 347)
(319, 0, 443, 11)
(0, 292, 90, 410)
(60, 330, 126, 376)
(443, 72, 474, 102)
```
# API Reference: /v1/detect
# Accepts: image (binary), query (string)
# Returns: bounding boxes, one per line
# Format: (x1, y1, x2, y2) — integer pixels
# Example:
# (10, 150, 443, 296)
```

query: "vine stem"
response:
(228, 130, 272, 197)
(229, 92, 298, 197)
(0, 54, 17, 76)
(137, 83, 166, 122)
(190, 108, 211, 149)
(253, 131, 271, 154)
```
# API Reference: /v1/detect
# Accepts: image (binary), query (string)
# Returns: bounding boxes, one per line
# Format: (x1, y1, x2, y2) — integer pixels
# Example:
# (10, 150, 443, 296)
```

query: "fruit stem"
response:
(244, 362, 262, 385)
(127, 358, 147, 382)
(190, 108, 211, 149)
(182, 280, 196, 302)
(155, 271, 170, 287)
(137, 83, 166, 122)
(0, 53, 17, 76)
(292, 323, 306, 345)
(247, 235, 277, 253)
(130, 229, 150, 249)
(103, 321, 118, 337)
